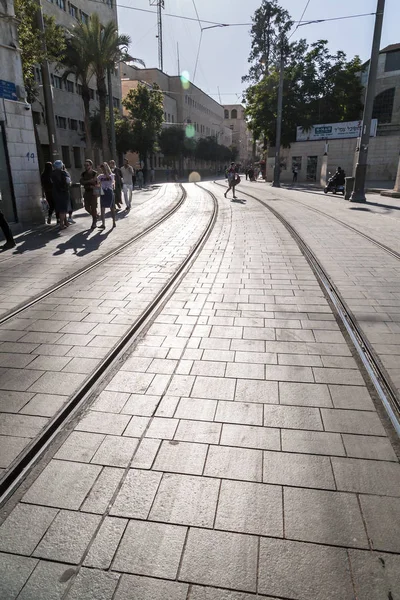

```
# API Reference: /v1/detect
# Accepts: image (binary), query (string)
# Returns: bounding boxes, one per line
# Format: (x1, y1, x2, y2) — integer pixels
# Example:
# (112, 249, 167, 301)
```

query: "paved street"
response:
(0, 182, 399, 599)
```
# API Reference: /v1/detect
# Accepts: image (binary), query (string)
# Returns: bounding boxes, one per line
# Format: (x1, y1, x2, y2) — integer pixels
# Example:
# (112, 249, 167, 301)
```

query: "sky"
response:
(116, 0, 399, 106)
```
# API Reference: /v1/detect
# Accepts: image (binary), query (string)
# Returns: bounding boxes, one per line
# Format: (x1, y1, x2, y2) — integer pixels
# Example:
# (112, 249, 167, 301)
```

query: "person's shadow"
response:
(11, 227, 57, 254)
(53, 228, 112, 257)
(231, 197, 247, 204)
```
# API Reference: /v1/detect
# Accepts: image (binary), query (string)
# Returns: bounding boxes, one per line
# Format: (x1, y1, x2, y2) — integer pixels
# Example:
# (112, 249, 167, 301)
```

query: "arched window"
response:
(372, 88, 395, 124)
(224, 109, 229, 119)
(231, 109, 237, 119)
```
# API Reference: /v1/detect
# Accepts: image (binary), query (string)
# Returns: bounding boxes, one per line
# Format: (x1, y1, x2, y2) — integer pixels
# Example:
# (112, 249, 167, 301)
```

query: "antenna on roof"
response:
(150, 0, 165, 71)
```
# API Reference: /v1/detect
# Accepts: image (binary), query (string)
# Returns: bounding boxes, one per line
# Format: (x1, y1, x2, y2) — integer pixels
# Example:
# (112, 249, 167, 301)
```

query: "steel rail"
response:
(0, 184, 184, 327)
(0, 184, 218, 506)
(214, 180, 400, 436)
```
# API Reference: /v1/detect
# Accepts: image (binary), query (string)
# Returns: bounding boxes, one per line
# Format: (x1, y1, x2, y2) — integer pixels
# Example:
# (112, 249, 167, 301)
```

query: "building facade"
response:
(0, 0, 42, 225)
(223, 105, 253, 166)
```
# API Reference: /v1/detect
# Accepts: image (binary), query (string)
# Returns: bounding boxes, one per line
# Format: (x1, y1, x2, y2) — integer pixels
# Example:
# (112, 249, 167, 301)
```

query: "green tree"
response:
(69, 14, 132, 160)
(122, 82, 164, 164)
(158, 126, 185, 167)
(15, 0, 65, 102)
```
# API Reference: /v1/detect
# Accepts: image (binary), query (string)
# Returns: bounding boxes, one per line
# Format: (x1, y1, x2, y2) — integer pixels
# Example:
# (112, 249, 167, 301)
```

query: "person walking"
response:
(137, 168, 144, 189)
(120, 158, 133, 212)
(292, 166, 298, 183)
(150, 167, 155, 184)
(224, 162, 240, 199)
(80, 159, 98, 230)
(109, 160, 123, 210)
(97, 162, 116, 230)
(0, 207, 15, 250)
(41, 162, 56, 224)
(52, 160, 70, 230)
(62, 164, 74, 224)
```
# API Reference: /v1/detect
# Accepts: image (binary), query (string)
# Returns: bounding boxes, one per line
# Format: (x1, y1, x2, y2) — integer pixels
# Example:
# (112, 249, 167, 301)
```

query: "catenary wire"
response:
(288, 0, 311, 40)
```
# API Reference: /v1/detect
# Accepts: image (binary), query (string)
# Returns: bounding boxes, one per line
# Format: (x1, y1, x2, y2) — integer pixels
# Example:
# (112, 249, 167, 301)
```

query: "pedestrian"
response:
(166, 167, 170, 182)
(224, 162, 240, 199)
(248, 166, 255, 182)
(292, 166, 298, 183)
(120, 158, 133, 212)
(137, 169, 144, 189)
(150, 167, 155, 184)
(62, 164, 75, 224)
(97, 162, 116, 230)
(245, 167, 248, 181)
(0, 208, 15, 251)
(52, 160, 70, 230)
(80, 159, 98, 230)
(109, 160, 123, 210)
(41, 162, 56, 224)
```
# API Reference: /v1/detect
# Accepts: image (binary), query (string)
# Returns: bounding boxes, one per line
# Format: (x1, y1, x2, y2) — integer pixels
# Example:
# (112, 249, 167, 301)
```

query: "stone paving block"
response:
(81, 467, 124, 514)
(174, 419, 221, 444)
(175, 397, 217, 421)
(320, 408, 386, 435)
(146, 373, 171, 395)
(0, 413, 49, 438)
(113, 574, 189, 600)
(284, 486, 368, 548)
(342, 434, 398, 461)
(66, 568, 120, 600)
(191, 360, 226, 377)
(76, 411, 131, 435)
(359, 495, 400, 553)
(84, 517, 127, 569)
(123, 415, 150, 437)
(191, 375, 236, 400)
(0, 390, 33, 413)
(349, 549, 400, 600)
(55, 431, 105, 462)
(211, 325, 243, 339)
(320, 355, 358, 369)
(0, 553, 38, 600)
(234, 379, 279, 404)
(106, 371, 154, 395)
(220, 423, 280, 451)
(258, 537, 354, 599)
(0, 341, 40, 354)
(202, 349, 234, 362)
(117, 394, 158, 416)
(278, 353, 322, 367)
(0, 353, 36, 369)
(230, 339, 265, 352)
(0, 503, 58, 555)
(23, 459, 101, 509)
(331, 456, 400, 496)
(112, 520, 187, 579)
(163, 374, 194, 396)
(313, 367, 365, 386)
(281, 429, 345, 456)
(153, 395, 179, 418)
(25, 355, 73, 372)
(145, 417, 178, 439)
(62, 357, 100, 374)
(264, 404, 323, 430)
(204, 444, 262, 482)
(215, 400, 263, 426)
(226, 362, 265, 380)
(154, 440, 208, 475)
(91, 435, 139, 467)
(110, 469, 162, 518)
(0, 435, 30, 468)
(189, 587, 274, 600)
(276, 328, 315, 343)
(27, 371, 86, 395)
(20, 393, 66, 417)
(328, 384, 375, 410)
(263, 450, 335, 489)
(0, 367, 43, 391)
(234, 351, 277, 365)
(131, 438, 161, 469)
(65, 345, 109, 359)
(21, 332, 63, 344)
(17, 560, 72, 600)
(33, 510, 101, 564)
(215, 479, 283, 536)
(180, 527, 258, 592)
(150, 473, 220, 527)
(91, 391, 130, 413)
(265, 365, 314, 383)
(279, 381, 332, 407)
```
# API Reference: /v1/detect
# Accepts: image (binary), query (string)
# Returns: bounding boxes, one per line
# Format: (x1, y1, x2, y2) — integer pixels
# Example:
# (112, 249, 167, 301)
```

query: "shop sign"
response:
(296, 119, 377, 141)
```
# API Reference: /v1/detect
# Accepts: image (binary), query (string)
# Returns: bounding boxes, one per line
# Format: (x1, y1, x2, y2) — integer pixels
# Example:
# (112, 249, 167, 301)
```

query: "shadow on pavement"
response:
(53, 228, 112, 257)
(11, 227, 60, 255)
(231, 198, 247, 204)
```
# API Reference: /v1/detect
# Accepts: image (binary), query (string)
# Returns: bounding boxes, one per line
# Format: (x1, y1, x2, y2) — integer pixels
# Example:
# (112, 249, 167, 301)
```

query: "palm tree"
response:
(70, 14, 139, 160)
(61, 36, 94, 160)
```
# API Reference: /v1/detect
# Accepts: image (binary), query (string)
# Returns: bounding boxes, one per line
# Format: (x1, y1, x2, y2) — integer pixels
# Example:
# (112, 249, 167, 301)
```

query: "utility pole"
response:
(350, 0, 385, 202)
(36, 0, 59, 161)
(107, 68, 117, 160)
(150, 0, 164, 72)
(272, 39, 285, 188)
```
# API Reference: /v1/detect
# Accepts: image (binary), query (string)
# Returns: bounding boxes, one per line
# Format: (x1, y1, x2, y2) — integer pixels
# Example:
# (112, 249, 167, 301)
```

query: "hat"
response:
(53, 160, 63, 169)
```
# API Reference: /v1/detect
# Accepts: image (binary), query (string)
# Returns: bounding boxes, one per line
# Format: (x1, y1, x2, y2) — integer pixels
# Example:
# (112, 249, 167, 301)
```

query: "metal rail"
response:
(0, 185, 185, 327)
(214, 181, 400, 436)
(0, 184, 218, 505)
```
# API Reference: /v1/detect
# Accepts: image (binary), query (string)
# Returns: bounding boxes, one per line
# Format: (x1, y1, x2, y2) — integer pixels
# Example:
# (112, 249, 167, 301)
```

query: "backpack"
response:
(52, 170, 69, 193)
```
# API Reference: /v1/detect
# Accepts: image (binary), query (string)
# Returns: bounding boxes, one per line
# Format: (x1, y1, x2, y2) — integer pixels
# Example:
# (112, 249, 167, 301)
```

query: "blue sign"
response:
(0, 80, 17, 101)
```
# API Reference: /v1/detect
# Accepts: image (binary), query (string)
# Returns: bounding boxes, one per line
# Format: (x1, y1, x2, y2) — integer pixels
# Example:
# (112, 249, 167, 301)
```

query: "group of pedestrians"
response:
(41, 161, 75, 229)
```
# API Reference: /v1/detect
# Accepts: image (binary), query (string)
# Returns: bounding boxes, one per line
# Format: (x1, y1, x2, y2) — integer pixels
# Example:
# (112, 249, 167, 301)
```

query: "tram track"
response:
(0, 184, 219, 506)
(213, 180, 400, 436)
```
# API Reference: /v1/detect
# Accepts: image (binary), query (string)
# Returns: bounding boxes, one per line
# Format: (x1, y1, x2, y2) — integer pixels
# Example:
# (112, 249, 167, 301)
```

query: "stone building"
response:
(0, 0, 42, 225)
(34, 0, 123, 181)
(223, 104, 253, 166)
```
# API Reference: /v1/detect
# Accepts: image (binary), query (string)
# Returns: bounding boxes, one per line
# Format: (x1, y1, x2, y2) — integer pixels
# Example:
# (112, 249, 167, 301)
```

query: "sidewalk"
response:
(0, 183, 399, 599)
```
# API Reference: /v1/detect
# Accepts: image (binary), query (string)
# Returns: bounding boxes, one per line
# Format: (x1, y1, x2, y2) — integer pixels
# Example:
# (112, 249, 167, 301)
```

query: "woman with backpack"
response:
(224, 162, 240, 199)
(51, 160, 71, 230)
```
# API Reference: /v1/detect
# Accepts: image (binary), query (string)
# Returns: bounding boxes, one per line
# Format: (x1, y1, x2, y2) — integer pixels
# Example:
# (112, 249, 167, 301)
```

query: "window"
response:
(113, 97, 120, 108)
(224, 109, 229, 119)
(384, 50, 400, 73)
(69, 119, 78, 131)
(89, 89, 95, 100)
(167, 113, 171, 122)
(292, 156, 302, 171)
(231, 109, 237, 119)
(69, 3, 77, 18)
(80, 10, 89, 24)
(56, 0, 65, 9)
(372, 88, 395, 124)
(66, 80, 74, 93)
(34, 67, 42, 84)
(171, 115, 174, 123)
(79, 121, 85, 132)
(61, 146, 71, 168)
(73, 147, 82, 168)
(77, 84, 83, 96)
(32, 111, 41, 125)
(229, 124, 234, 130)
(52, 75, 62, 89)
(56, 116, 67, 129)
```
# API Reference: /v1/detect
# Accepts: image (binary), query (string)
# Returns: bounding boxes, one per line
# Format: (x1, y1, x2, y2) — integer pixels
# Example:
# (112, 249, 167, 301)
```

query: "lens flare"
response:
(180, 70, 190, 90)
(185, 124, 195, 138)
(188, 171, 201, 183)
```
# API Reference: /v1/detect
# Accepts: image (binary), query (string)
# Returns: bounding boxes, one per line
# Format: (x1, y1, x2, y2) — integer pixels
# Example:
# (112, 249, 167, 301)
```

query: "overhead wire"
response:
(288, 0, 311, 40)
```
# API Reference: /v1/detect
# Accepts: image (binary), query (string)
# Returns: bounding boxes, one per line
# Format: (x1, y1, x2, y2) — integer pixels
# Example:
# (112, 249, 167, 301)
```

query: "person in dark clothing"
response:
(0, 209, 15, 250)
(80, 159, 98, 230)
(334, 166, 345, 185)
(41, 162, 56, 224)
(52, 160, 70, 229)
(109, 160, 123, 209)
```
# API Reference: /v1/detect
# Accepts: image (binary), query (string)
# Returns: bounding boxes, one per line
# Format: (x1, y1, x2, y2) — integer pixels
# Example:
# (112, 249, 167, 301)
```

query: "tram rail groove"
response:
(214, 180, 400, 436)
(0, 184, 218, 506)
(0, 184, 184, 327)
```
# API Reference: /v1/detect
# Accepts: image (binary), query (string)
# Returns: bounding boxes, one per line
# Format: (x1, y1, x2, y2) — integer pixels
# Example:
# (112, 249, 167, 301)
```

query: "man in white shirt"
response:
(120, 158, 134, 212)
